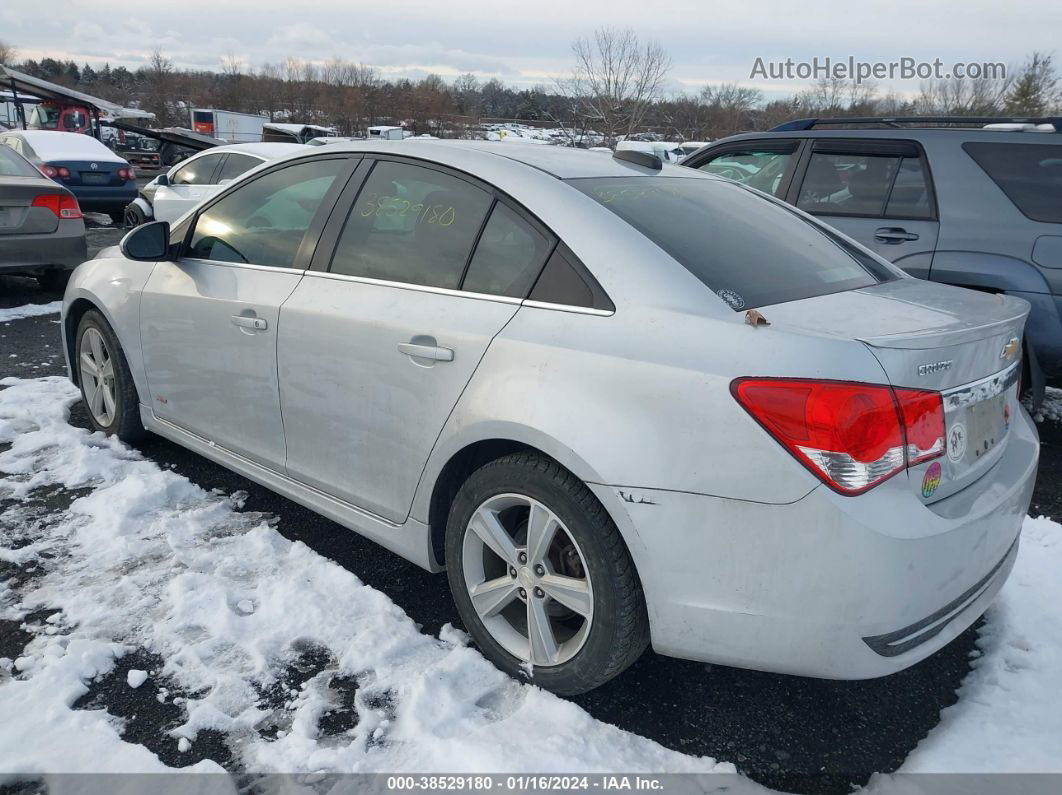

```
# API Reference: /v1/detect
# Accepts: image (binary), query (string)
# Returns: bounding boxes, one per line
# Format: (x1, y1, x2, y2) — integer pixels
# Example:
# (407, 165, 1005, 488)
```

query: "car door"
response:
(140, 155, 355, 468)
(277, 157, 554, 523)
(685, 140, 802, 198)
(789, 140, 939, 278)
(152, 151, 227, 223)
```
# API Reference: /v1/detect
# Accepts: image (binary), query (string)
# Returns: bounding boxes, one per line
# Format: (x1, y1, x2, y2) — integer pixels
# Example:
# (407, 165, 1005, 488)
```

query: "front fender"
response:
(62, 257, 156, 404)
(130, 196, 154, 219)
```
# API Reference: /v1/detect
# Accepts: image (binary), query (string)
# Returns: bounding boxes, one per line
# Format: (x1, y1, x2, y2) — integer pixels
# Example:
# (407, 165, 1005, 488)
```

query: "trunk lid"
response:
(0, 177, 62, 235)
(761, 278, 1028, 503)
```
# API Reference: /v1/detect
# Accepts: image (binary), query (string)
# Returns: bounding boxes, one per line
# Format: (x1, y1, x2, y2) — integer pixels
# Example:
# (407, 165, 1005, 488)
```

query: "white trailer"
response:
(190, 108, 268, 143)
(367, 125, 406, 140)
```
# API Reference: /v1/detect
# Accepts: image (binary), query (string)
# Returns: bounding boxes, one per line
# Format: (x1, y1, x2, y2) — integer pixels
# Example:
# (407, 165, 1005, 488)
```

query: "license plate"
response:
(80, 172, 110, 185)
(957, 392, 1009, 463)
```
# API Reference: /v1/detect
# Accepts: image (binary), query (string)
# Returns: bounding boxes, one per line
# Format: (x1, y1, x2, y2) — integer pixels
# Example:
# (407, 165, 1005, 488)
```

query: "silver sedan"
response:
(61, 141, 1038, 694)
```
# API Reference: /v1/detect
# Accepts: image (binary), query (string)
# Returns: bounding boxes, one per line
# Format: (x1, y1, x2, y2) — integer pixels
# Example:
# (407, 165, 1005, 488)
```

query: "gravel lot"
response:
(1, 228, 1060, 792)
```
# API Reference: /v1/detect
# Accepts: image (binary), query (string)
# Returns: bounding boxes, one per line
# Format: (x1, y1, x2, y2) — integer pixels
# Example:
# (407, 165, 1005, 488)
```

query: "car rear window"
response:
(569, 176, 894, 310)
(0, 145, 40, 178)
(963, 142, 1062, 224)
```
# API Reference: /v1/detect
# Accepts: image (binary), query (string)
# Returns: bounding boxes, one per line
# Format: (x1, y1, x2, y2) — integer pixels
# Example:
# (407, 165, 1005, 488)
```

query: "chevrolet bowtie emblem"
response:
(1000, 337, 1020, 360)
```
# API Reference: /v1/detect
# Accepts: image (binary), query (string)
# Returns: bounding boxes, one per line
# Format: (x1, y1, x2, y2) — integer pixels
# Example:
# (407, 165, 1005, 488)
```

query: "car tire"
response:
(445, 452, 649, 695)
(37, 269, 71, 293)
(123, 203, 147, 229)
(75, 310, 147, 443)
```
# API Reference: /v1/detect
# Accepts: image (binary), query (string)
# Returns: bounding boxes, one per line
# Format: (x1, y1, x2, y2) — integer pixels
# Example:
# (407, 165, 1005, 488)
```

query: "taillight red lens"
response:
(117, 167, 136, 181)
(41, 165, 59, 178)
(31, 194, 83, 220)
(57, 166, 70, 178)
(732, 378, 945, 495)
(895, 388, 946, 464)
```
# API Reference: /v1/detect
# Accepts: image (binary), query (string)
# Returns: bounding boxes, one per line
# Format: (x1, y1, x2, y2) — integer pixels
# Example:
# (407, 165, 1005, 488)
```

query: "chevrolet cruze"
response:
(61, 141, 1039, 694)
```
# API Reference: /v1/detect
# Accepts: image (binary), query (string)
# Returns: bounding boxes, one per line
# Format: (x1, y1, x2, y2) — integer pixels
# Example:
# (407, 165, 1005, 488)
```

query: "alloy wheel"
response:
(461, 493, 594, 667)
(79, 327, 117, 427)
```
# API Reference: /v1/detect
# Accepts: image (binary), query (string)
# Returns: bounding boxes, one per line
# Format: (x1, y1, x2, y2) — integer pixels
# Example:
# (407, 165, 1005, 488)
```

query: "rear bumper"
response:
(70, 184, 138, 214)
(594, 405, 1038, 679)
(0, 220, 87, 273)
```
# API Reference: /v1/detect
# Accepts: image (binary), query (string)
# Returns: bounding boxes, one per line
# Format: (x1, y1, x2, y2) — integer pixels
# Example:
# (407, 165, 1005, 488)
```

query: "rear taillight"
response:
(118, 167, 136, 181)
(32, 194, 83, 220)
(731, 378, 945, 495)
(40, 165, 59, 179)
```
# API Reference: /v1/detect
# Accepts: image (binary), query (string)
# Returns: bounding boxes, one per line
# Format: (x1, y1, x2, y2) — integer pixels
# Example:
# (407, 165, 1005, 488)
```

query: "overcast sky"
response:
(1, 0, 1051, 98)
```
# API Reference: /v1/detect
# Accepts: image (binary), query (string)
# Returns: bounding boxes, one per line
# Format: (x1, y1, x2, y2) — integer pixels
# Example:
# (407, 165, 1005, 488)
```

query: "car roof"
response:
(206, 142, 308, 159)
(9, 130, 126, 163)
(296, 139, 702, 179)
(703, 127, 1062, 146)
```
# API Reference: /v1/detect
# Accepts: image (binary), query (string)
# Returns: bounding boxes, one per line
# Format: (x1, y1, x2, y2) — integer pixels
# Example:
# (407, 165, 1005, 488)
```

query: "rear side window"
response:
(797, 152, 933, 219)
(571, 176, 893, 310)
(0, 144, 40, 177)
(964, 142, 1062, 223)
(216, 153, 262, 184)
(462, 202, 551, 297)
(329, 160, 492, 289)
(188, 158, 344, 268)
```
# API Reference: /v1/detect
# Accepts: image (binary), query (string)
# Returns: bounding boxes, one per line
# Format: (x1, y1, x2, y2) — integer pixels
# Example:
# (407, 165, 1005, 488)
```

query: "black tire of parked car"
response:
(36, 269, 71, 293)
(76, 310, 148, 443)
(445, 452, 650, 695)
(109, 211, 125, 228)
(123, 203, 147, 229)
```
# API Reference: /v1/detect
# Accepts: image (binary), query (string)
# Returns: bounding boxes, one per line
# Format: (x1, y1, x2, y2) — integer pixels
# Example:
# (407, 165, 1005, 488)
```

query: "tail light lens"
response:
(732, 378, 945, 495)
(32, 194, 84, 220)
(57, 166, 70, 178)
(40, 165, 59, 178)
(118, 167, 136, 181)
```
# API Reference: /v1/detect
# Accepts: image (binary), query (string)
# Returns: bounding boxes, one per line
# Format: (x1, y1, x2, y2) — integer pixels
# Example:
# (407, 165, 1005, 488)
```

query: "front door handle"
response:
(231, 315, 267, 330)
(875, 227, 919, 243)
(398, 342, 454, 362)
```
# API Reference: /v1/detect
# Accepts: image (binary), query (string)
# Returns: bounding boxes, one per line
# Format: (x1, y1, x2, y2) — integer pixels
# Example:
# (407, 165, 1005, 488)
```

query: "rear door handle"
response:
(231, 315, 268, 330)
(875, 227, 919, 243)
(398, 342, 454, 362)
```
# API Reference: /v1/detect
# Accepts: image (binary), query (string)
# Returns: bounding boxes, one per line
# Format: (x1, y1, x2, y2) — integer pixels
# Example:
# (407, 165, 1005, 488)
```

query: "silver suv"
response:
(682, 117, 1062, 392)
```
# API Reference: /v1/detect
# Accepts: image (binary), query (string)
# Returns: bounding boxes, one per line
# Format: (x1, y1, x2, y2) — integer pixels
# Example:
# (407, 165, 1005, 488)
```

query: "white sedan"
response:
(124, 142, 305, 227)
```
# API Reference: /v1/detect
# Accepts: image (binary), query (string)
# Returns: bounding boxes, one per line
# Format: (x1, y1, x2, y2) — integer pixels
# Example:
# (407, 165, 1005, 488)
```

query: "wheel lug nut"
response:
(534, 587, 544, 599)
(509, 567, 517, 578)
(518, 588, 527, 599)
(518, 552, 527, 564)
(534, 565, 545, 576)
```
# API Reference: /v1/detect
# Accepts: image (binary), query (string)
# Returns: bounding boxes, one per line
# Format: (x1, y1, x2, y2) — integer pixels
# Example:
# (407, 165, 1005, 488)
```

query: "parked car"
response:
(681, 117, 1062, 389)
(0, 142, 86, 290)
(0, 130, 136, 225)
(62, 141, 1037, 694)
(124, 142, 306, 228)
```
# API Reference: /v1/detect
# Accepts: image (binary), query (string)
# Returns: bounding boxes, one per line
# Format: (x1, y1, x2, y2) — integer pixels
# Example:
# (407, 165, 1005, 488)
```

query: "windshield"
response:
(0, 144, 41, 177)
(569, 176, 896, 310)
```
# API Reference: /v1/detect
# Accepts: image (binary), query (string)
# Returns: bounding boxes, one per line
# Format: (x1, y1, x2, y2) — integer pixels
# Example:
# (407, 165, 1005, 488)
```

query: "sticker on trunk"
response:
(947, 422, 967, 463)
(921, 461, 943, 498)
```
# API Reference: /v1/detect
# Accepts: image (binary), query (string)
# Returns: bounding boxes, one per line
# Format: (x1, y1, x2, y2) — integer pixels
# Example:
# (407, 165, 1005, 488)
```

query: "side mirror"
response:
(121, 221, 170, 261)
(155, 172, 170, 187)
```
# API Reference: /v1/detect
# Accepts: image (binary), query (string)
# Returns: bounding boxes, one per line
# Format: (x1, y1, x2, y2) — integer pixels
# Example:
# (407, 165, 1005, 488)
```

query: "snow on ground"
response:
(0, 302, 62, 324)
(1, 375, 1060, 785)
(1037, 386, 1062, 423)
(0, 376, 741, 780)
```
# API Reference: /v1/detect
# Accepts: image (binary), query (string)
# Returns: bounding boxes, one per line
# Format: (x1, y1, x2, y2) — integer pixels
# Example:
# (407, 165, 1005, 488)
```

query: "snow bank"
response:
(0, 302, 62, 324)
(0, 376, 735, 777)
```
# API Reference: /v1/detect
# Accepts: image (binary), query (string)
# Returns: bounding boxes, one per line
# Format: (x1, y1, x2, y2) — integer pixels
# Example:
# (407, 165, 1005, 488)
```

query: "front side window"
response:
(171, 153, 226, 186)
(462, 202, 551, 297)
(187, 158, 344, 268)
(216, 153, 262, 184)
(964, 142, 1062, 224)
(699, 147, 795, 197)
(330, 160, 492, 289)
(571, 176, 893, 311)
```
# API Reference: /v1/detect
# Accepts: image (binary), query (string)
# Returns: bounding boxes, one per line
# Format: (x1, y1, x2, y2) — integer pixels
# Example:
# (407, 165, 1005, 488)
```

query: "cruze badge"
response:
(1000, 337, 1020, 360)
(917, 360, 953, 376)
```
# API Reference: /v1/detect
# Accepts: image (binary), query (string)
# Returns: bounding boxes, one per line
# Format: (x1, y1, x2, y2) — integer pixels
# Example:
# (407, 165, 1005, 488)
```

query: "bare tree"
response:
(0, 40, 15, 66)
(916, 71, 1011, 115)
(700, 82, 762, 138)
(562, 27, 671, 145)
(144, 50, 176, 126)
